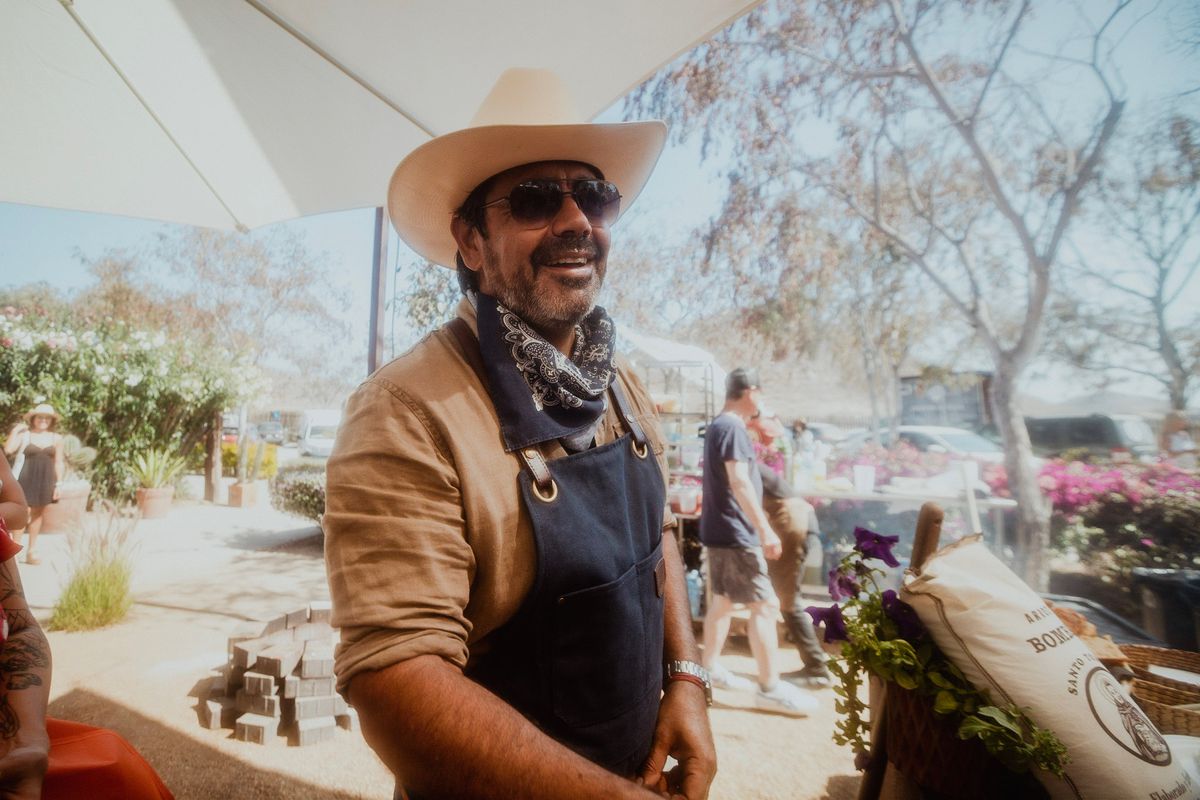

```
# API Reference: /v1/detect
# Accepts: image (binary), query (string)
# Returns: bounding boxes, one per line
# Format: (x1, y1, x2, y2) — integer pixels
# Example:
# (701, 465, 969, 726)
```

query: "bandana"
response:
(474, 293, 617, 452)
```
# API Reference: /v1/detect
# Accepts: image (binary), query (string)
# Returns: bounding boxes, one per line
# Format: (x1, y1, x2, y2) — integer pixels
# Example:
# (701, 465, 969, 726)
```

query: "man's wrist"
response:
(665, 660, 712, 706)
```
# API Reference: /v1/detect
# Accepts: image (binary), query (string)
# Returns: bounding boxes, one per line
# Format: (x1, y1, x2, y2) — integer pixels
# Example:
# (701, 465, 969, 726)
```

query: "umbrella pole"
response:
(368, 207, 389, 375)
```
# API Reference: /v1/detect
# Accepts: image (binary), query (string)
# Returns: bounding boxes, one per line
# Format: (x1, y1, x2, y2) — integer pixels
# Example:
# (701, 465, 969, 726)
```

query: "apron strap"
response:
(447, 317, 557, 499)
(609, 378, 649, 452)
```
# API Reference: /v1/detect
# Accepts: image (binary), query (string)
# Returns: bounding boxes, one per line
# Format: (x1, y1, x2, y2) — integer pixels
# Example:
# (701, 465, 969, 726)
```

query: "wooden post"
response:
(204, 410, 221, 502)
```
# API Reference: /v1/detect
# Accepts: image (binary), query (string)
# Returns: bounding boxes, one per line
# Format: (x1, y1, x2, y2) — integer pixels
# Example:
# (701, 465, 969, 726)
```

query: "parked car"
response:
(220, 426, 240, 445)
(300, 409, 342, 458)
(836, 425, 1006, 463)
(806, 421, 848, 445)
(257, 421, 285, 445)
(1024, 414, 1157, 463)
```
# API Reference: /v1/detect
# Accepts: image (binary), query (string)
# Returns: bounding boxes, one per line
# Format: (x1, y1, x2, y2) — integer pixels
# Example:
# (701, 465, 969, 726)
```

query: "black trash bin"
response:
(1131, 568, 1200, 651)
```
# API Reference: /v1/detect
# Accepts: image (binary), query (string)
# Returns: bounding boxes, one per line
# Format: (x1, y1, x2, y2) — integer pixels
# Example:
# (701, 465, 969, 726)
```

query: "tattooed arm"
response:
(0, 560, 50, 799)
(0, 457, 48, 799)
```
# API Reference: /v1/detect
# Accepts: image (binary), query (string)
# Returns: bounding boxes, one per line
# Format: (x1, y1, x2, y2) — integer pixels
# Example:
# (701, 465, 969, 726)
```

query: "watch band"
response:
(665, 660, 712, 706)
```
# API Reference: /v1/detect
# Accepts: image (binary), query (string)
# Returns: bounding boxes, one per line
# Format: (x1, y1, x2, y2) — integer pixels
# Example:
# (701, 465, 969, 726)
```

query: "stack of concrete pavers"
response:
(198, 600, 358, 746)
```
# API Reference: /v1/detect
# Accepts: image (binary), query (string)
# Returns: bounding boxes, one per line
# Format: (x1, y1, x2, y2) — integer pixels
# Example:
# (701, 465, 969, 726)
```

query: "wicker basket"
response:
(1120, 644, 1200, 693)
(883, 684, 1049, 800)
(1130, 679, 1200, 736)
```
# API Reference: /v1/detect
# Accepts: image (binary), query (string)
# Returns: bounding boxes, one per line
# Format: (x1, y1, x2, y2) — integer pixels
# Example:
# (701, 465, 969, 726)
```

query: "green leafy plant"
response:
(130, 448, 188, 489)
(61, 434, 97, 481)
(49, 502, 136, 631)
(219, 441, 278, 479)
(808, 528, 1069, 777)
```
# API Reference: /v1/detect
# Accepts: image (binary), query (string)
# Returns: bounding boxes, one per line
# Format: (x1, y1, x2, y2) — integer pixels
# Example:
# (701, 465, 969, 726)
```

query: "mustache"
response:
(531, 237, 601, 266)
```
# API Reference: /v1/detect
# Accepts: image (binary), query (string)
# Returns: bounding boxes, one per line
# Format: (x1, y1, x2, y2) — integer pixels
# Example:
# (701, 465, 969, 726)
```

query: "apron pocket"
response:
(550, 547, 660, 728)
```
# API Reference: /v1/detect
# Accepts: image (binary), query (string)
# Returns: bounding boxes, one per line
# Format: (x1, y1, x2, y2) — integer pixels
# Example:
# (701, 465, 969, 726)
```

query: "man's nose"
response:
(549, 191, 592, 238)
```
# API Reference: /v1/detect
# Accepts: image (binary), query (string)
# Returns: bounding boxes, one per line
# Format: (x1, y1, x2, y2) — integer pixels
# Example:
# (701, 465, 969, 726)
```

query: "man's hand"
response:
(760, 527, 782, 560)
(637, 682, 716, 800)
(0, 744, 48, 800)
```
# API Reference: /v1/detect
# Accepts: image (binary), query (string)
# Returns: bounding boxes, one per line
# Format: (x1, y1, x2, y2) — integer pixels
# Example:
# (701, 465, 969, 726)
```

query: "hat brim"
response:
(387, 120, 667, 268)
(24, 409, 60, 422)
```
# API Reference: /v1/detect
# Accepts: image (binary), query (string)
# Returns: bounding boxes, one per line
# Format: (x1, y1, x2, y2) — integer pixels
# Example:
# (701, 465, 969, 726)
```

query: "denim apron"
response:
(443, 318, 667, 780)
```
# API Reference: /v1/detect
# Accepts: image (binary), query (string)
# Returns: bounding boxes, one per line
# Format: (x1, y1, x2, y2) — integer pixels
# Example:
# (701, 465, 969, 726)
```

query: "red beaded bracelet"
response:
(666, 673, 707, 691)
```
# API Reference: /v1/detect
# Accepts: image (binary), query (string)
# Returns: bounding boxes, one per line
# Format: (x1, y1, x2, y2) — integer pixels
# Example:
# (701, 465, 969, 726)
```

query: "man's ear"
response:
(451, 217, 484, 272)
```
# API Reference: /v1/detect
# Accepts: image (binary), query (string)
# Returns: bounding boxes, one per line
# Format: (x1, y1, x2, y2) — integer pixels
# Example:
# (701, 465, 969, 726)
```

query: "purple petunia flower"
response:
(806, 604, 848, 643)
(881, 589, 925, 641)
(853, 527, 901, 568)
(828, 567, 861, 601)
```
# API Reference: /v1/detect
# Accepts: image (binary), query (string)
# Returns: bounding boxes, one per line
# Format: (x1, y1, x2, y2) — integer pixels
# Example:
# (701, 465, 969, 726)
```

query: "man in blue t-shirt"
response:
(698, 368, 818, 716)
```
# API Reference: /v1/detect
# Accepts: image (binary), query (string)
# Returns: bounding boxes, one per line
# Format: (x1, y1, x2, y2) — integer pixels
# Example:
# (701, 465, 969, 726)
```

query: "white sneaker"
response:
(709, 663, 756, 692)
(755, 681, 819, 716)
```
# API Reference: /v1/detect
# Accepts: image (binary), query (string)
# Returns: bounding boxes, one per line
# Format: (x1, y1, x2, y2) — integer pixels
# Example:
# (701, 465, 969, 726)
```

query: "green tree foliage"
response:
(0, 306, 239, 500)
(626, 0, 1132, 588)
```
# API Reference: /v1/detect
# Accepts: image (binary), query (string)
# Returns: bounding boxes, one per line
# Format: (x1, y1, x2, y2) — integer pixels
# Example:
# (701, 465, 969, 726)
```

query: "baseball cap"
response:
(725, 368, 761, 395)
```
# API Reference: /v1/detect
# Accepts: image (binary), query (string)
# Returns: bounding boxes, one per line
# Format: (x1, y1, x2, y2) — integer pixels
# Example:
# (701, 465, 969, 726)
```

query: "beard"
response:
(485, 235, 607, 335)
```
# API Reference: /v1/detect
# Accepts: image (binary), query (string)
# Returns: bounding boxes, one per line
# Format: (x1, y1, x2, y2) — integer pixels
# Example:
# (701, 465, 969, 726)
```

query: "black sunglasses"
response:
(480, 179, 622, 226)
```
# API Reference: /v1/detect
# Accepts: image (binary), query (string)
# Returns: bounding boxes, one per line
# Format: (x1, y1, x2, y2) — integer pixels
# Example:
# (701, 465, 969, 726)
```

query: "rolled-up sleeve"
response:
(325, 378, 475, 693)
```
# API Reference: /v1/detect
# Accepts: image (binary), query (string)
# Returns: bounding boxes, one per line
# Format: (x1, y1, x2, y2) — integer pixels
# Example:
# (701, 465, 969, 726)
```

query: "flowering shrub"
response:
(829, 440, 951, 484)
(270, 463, 325, 522)
(0, 306, 246, 500)
(809, 527, 1068, 776)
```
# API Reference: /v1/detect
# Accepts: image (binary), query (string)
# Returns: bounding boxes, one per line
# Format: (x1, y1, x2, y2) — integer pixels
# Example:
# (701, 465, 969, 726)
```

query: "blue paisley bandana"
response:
(473, 293, 616, 452)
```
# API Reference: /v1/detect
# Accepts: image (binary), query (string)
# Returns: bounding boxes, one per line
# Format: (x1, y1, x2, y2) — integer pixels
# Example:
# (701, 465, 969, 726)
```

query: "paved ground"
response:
(22, 500, 859, 800)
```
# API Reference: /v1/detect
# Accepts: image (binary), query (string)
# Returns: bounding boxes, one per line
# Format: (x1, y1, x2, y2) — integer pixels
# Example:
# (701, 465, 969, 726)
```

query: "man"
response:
(324, 69, 715, 800)
(698, 369, 819, 715)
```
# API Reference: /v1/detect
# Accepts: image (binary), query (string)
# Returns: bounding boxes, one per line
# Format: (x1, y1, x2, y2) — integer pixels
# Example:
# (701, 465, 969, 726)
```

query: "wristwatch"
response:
(665, 660, 712, 706)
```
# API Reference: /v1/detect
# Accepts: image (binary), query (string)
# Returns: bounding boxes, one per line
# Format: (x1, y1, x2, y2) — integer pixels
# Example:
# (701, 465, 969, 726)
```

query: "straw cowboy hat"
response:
(23, 403, 60, 423)
(387, 68, 667, 269)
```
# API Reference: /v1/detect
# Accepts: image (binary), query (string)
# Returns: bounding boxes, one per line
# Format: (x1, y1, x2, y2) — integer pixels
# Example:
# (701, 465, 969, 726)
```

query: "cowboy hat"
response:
(23, 403, 60, 423)
(387, 68, 667, 269)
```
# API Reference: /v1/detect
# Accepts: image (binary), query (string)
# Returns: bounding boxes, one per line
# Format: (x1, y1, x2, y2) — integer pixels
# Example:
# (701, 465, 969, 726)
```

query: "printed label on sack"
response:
(1084, 667, 1171, 766)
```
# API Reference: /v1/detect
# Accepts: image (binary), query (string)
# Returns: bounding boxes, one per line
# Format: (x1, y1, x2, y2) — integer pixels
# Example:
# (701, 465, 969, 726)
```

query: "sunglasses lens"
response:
(507, 181, 563, 223)
(573, 180, 621, 223)
(503, 180, 621, 225)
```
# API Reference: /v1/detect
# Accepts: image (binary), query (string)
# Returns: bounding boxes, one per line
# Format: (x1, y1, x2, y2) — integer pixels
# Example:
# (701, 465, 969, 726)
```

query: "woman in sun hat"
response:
(3, 403, 65, 565)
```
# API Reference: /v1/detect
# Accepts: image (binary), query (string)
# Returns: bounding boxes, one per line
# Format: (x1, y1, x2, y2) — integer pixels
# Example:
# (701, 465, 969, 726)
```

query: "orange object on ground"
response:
(42, 718, 174, 800)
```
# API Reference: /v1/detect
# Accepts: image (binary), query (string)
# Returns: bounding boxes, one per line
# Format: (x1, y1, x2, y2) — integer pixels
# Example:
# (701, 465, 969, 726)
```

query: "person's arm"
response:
(350, 656, 661, 800)
(638, 530, 716, 799)
(2, 427, 26, 458)
(0, 461, 50, 798)
(724, 460, 781, 559)
(51, 435, 64, 502)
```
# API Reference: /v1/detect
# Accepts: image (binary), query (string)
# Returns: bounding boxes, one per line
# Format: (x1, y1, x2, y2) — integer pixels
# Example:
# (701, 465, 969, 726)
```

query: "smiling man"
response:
(323, 70, 715, 800)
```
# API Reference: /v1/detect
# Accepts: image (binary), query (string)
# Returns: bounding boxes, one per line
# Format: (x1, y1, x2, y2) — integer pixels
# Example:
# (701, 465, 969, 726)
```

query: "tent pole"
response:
(368, 207, 389, 375)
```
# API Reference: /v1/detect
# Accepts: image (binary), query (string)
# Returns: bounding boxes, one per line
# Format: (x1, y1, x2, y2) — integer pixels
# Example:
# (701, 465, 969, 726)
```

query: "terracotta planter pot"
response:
(41, 481, 90, 532)
(228, 482, 258, 508)
(136, 486, 175, 519)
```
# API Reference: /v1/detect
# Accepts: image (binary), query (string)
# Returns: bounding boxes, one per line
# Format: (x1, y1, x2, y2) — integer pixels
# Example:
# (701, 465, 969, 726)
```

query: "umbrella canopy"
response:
(1, 0, 761, 230)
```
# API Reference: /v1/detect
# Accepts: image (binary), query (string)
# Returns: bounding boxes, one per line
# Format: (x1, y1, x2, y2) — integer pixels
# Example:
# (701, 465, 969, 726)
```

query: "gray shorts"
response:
(707, 546, 775, 605)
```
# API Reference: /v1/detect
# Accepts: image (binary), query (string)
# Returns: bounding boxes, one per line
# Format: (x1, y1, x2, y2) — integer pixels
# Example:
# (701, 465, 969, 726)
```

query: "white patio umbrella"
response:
(2, 0, 761, 369)
(1, 0, 760, 231)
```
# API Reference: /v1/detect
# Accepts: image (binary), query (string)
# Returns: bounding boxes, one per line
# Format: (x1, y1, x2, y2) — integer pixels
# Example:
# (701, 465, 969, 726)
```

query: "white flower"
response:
(125, 372, 143, 387)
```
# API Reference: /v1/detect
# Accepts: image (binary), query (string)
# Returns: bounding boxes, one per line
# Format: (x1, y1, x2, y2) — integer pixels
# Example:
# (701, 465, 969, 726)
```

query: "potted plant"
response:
(228, 436, 269, 508)
(42, 434, 97, 532)
(131, 448, 187, 519)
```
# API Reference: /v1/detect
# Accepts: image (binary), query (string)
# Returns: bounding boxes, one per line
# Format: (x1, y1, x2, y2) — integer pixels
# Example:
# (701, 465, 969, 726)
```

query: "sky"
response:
(1, 0, 1196, 408)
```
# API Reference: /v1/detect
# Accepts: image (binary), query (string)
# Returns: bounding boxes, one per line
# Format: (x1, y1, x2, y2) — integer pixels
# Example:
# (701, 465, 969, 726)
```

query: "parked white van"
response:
(299, 409, 341, 458)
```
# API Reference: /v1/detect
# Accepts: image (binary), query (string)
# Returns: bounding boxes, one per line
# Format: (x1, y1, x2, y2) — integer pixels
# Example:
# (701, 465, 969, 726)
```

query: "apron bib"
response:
(450, 317, 667, 776)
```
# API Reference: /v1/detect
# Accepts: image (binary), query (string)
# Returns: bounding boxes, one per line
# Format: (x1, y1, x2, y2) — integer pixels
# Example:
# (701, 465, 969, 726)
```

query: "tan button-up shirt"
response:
(325, 300, 672, 692)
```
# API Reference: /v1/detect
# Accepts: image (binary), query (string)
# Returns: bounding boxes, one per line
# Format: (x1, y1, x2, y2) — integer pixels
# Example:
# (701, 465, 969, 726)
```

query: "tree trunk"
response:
(204, 411, 221, 502)
(990, 360, 1051, 589)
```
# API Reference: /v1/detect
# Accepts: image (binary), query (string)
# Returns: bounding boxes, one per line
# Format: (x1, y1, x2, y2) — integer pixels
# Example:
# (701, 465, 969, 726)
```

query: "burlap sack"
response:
(901, 535, 1198, 800)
